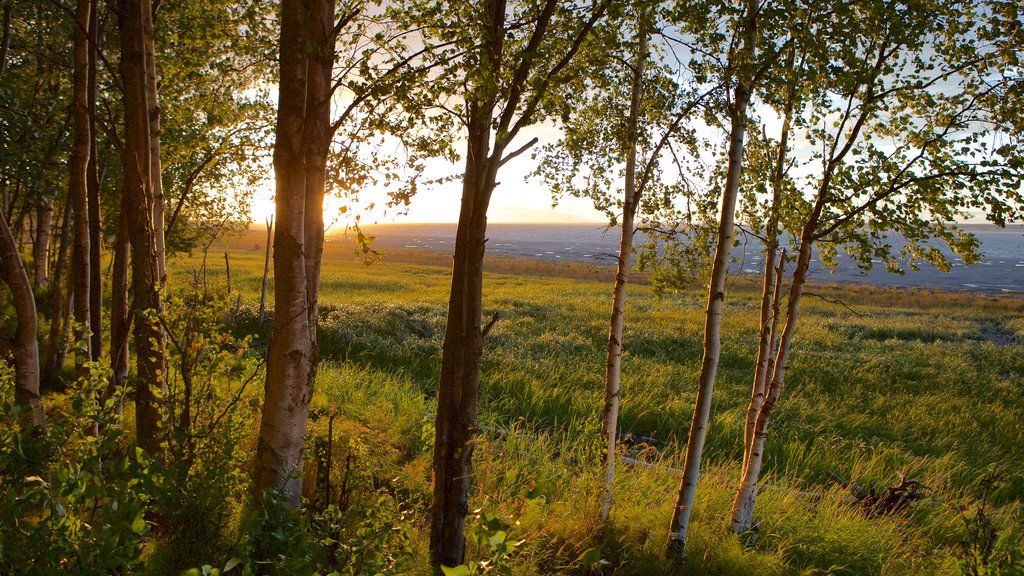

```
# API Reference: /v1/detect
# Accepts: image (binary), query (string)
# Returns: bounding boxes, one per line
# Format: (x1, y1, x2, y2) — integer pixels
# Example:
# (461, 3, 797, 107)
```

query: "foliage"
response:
(0, 0, 72, 222)
(233, 445, 417, 575)
(156, 0, 276, 253)
(146, 289, 260, 568)
(0, 358, 151, 574)
(953, 470, 1024, 576)
(441, 510, 524, 576)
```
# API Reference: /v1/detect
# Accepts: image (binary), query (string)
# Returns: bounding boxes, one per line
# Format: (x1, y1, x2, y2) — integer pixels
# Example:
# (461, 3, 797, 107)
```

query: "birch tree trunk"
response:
(33, 200, 52, 288)
(730, 250, 783, 531)
(70, 0, 92, 363)
(87, 0, 102, 360)
(600, 18, 647, 523)
(142, 0, 165, 286)
(0, 207, 46, 432)
(731, 91, 795, 533)
(252, 0, 334, 507)
(730, 223, 814, 532)
(667, 0, 758, 558)
(118, 0, 166, 454)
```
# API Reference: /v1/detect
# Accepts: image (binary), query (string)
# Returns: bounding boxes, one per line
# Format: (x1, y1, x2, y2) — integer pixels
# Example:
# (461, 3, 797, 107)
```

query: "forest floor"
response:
(161, 228, 1024, 575)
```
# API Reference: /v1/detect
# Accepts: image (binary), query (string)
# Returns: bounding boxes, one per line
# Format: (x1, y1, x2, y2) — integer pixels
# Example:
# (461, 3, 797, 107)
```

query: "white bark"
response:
(600, 17, 648, 523)
(667, 0, 758, 557)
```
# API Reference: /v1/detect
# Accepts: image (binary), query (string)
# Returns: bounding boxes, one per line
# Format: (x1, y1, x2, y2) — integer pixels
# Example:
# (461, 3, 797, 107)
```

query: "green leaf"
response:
(223, 558, 240, 572)
(580, 546, 603, 568)
(131, 512, 147, 534)
(489, 530, 507, 549)
(440, 565, 472, 576)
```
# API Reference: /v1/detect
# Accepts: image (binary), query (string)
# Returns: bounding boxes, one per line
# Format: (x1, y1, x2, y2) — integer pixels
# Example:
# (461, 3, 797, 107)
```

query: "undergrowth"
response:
(1, 245, 1021, 574)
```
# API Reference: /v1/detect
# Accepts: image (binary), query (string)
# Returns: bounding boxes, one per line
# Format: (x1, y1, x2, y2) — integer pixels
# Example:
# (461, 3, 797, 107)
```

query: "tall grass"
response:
(181, 235, 1023, 574)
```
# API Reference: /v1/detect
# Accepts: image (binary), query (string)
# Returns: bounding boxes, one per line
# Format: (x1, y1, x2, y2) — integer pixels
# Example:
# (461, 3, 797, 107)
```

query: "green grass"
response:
(175, 235, 1024, 574)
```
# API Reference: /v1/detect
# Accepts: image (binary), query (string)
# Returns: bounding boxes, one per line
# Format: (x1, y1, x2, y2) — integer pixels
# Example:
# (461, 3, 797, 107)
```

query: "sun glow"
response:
(249, 162, 604, 227)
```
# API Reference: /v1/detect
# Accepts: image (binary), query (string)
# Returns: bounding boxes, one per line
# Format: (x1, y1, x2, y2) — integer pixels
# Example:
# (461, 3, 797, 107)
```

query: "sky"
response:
(248, 123, 608, 226)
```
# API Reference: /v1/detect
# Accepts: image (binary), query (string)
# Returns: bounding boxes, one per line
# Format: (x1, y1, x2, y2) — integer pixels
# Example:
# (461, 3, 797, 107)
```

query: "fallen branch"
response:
(804, 292, 868, 318)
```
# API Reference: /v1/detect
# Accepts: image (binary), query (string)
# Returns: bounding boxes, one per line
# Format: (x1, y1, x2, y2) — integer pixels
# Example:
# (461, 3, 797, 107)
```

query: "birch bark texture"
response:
(0, 206, 45, 432)
(252, 0, 335, 507)
(731, 73, 796, 532)
(667, 0, 759, 558)
(600, 15, 648, 523)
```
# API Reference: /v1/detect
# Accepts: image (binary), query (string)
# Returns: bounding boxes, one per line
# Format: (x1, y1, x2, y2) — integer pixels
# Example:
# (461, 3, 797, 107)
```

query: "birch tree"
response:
(729, 0, 1024, 534)
(252, 0, 339, 505)
(0, 206, 45, 432)
(414, 0, 612, 567)
(665, 0, 797, 558)
(533, 1, 713, 522)
(254, 1, 452, 507)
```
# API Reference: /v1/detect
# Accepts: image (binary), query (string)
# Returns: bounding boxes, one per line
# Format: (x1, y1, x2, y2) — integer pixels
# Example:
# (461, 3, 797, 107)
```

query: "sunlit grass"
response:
(173, 231, 1024, 574)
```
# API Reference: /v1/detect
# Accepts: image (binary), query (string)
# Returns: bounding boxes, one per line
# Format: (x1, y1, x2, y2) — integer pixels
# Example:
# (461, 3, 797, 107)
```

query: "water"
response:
(361, 223, 1024, 295)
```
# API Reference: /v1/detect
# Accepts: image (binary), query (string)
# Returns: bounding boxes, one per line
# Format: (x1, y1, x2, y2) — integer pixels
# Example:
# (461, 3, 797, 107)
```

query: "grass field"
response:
(166, 228, 1024, 575)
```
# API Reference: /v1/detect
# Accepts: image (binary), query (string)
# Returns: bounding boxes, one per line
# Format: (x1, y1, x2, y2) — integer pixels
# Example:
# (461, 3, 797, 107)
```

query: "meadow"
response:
(173, 229, 1024, 575)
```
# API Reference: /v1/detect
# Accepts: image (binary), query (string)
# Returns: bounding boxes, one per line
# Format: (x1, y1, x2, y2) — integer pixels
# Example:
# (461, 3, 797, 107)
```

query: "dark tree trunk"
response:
(87, 0, 102, 360)
(44, 200, 72, 388)
(0, 207, 46, 432)
(70, 0, 92, 363)
(0, 3, 11, 82)
(252, 0, 335, 507)
(428, 0, 611, 565)
(109, 193, 130, 413)
(430, 5, 506, 567)
(117, 0, 166, 454)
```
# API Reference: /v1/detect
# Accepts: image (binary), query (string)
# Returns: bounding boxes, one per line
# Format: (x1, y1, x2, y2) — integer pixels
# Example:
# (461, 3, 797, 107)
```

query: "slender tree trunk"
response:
(599, 18, 647, 523)
(0, 3, 12, 82)
(731, 90, 796, 533)
(118, 0, 166, 454)
(431, 139, 493, 569)
(142, 0, 165, 286)
(258, 216, 272, 323)
(87, 0, 102, 360)
(11, 192, 28, 249)
(44, 200, 72, 387)
(252, 0, 334, 507)
(223, 252, 231, 295)
(0, 207, 46, 432)
(730, 250, 783, 531)
(109, 194, 131, 413)
(33, 200, 52, 288)
(667, 0, 758, 559)
(430, 13, 508, 555)
(70, 0, 92, 364)
(427, 0, 607, 563)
